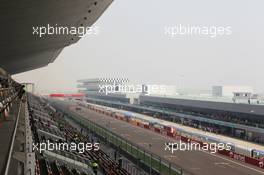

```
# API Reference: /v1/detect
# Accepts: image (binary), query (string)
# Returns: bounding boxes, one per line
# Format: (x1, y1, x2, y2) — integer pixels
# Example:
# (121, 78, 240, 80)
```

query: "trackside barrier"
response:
(218, 149, 264, 169)
(57, 106, 187, 175)
(77, 116, 183, 175)
(177, 136, 264, 169)
(88, 105, 264, 170)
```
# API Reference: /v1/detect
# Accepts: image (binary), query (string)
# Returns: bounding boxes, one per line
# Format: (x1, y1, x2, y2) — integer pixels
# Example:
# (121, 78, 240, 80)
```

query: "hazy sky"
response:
(13, 0, 264, 94)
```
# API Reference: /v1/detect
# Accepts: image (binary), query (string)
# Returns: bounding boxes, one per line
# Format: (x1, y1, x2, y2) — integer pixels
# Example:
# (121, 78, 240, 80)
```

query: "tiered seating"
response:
(28, 95, 130, 175)
(50, 161, 60, 175)
(39, 158, 51, 175)
(58, 116, 129, 175)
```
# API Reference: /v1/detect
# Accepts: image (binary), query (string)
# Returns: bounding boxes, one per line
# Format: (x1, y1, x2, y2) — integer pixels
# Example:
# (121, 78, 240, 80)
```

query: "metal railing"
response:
(3, 100, 22, 175)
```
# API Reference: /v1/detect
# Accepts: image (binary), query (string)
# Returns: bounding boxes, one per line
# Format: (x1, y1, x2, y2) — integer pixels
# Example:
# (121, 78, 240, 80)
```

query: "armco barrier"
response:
(87, 104, 264, 170)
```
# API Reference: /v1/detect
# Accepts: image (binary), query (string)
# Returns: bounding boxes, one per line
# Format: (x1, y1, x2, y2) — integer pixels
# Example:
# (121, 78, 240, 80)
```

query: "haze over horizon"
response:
(13, 0, 264, 94)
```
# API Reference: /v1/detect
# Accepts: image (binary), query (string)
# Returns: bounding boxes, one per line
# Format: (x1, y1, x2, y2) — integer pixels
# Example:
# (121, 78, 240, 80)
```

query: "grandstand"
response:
(28, 94, 130, 175)
(0, 75, 150, 175)
(0, 1, 145, 174)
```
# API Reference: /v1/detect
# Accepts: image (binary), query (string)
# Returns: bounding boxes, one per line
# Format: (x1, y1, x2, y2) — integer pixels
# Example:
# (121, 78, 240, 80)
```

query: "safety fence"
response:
(62, 109, 186, 175)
